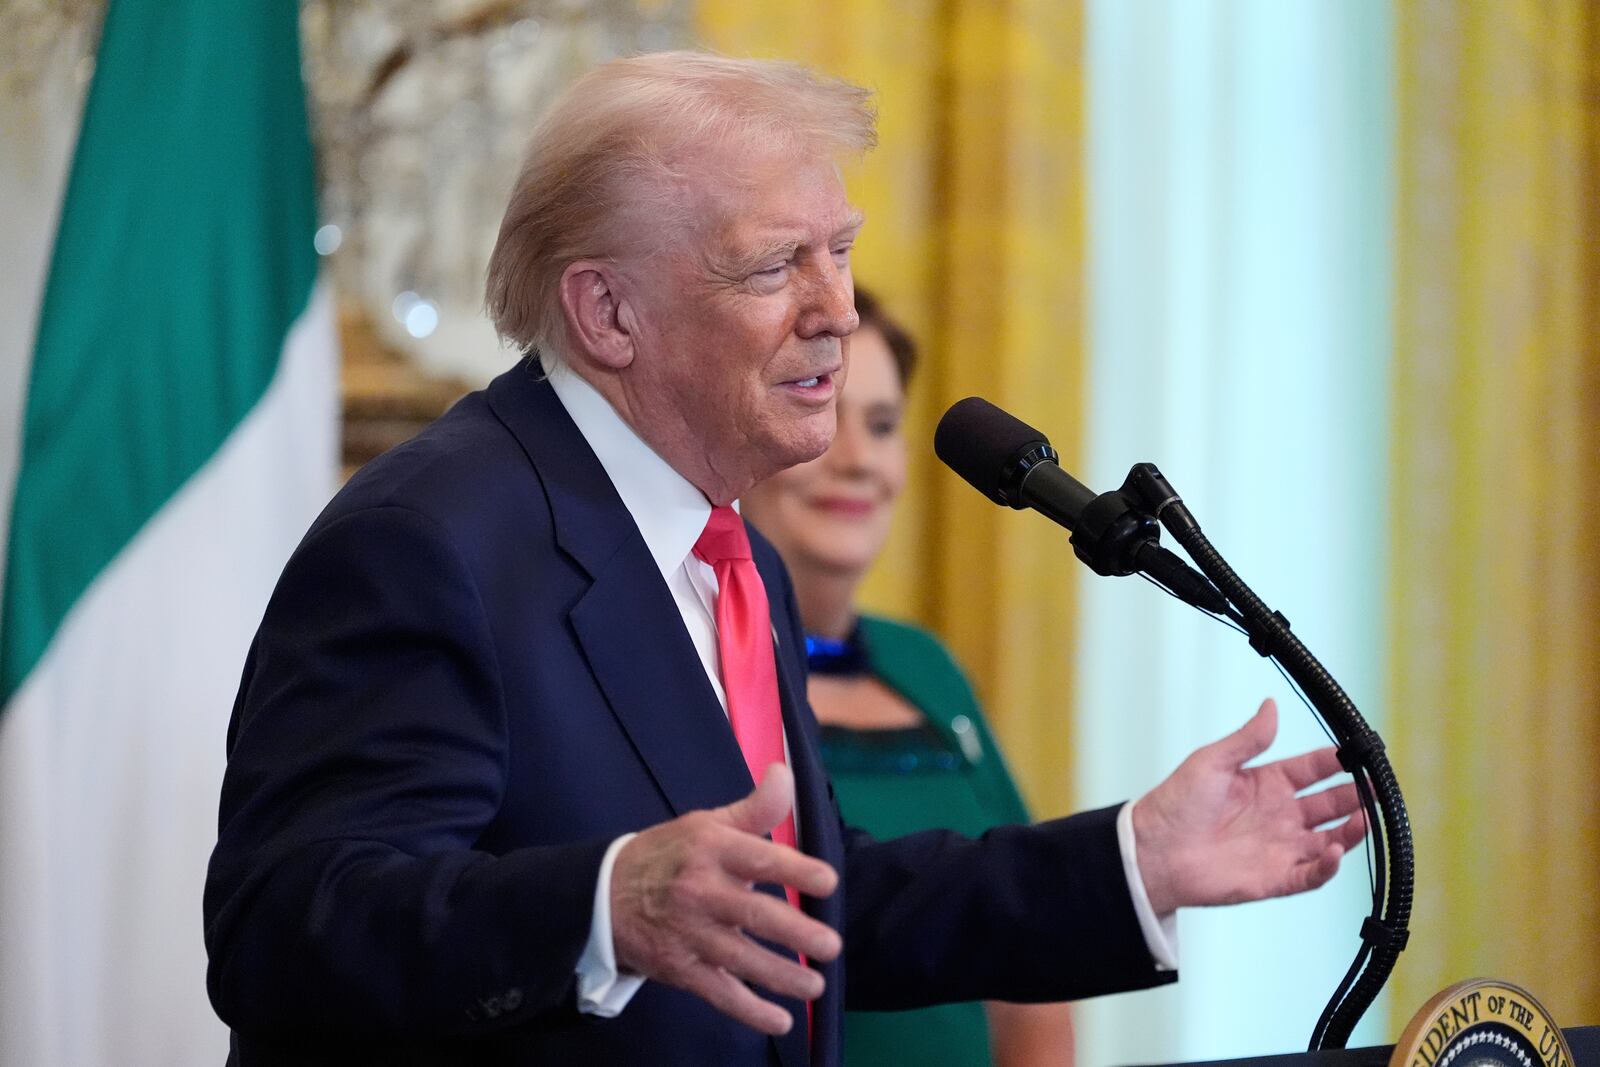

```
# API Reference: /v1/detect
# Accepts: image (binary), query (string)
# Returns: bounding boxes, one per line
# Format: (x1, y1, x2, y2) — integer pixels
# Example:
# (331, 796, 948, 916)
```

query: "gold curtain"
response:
(694, 3, 1086, 817)
(1391, 0, 1600, 1026)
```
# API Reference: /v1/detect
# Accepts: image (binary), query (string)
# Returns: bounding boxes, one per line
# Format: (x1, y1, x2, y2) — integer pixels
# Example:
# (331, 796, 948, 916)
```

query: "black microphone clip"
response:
(1070, 469, 1232, 617)
(1069, 490, 1161, 579)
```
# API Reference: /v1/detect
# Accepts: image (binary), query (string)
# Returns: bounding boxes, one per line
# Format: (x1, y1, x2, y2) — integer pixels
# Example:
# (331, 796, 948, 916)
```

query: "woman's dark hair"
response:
(853, 286, 918, 387)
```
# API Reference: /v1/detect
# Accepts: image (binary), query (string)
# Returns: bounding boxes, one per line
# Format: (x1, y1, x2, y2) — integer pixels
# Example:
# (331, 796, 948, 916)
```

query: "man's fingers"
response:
(704, 881, 842, 961)
(612, 789, 843, 1035)
(1292, 844, 1344, 894)
(1288, 814, 1366, 893)
(722, 833, 839, 901)
(694, 925, 826, 1002)
(1322, 809, 1368, 852)
(1281, 745, 1345, 791)
(678, 962, 795, 1036)
(1298, 782, 1361, 828)
(717, 763, 795, 839)
(710, 765, 839, 899)
(1210, 698, 1278, 767)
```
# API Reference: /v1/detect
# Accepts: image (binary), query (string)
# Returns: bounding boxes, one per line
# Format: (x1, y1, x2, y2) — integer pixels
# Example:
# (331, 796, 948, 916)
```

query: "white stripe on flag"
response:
(0, 281, 336, 1067)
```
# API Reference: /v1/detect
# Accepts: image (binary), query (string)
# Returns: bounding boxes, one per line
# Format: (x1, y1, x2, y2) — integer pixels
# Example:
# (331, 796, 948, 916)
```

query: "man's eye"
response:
(754, 264, 788, 280)
(831, 244, 853, 261)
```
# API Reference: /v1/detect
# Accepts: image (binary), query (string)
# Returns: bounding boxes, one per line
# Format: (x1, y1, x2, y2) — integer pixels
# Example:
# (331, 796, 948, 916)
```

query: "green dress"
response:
(819, 615, 1032, 1067)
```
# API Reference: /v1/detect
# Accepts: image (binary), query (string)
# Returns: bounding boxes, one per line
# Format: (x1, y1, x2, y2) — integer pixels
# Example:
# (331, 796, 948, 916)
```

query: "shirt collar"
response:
(541, 356, 719, 579)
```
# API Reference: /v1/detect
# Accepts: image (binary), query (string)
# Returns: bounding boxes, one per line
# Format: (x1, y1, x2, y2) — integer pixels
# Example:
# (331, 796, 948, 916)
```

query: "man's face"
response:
(612, 149, 862, 500)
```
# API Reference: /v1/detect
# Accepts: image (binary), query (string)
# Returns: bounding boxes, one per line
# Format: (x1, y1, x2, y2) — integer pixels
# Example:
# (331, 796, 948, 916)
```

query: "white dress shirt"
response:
(541, 359, 1176, 1019)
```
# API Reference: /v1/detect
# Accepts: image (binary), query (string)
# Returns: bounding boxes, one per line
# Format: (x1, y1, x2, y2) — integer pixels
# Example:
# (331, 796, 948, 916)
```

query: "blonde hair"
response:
(484, 51, 877, 357)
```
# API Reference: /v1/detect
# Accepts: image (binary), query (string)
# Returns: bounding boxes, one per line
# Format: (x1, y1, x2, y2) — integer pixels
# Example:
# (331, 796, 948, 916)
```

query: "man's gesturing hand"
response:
(609, 764, 842, 1035)
(1132, 698, 1369, 916)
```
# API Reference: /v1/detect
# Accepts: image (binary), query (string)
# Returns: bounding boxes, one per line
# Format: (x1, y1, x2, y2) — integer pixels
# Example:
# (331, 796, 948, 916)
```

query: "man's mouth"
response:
(781, 368, 839, 400)
(784, 362, 843, 391)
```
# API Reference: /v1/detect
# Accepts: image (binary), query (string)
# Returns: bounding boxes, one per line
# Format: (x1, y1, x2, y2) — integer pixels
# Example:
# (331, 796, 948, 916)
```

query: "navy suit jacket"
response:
(204, 363, 1175, 1066)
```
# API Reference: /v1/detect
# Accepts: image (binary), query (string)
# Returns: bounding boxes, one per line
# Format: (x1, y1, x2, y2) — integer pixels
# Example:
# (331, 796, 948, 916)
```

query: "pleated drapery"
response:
(1390, 0, 1600, 1027)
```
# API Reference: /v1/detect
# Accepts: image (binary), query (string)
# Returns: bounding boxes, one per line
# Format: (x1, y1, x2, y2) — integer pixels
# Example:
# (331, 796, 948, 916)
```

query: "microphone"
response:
(934, 397, 1229, 616)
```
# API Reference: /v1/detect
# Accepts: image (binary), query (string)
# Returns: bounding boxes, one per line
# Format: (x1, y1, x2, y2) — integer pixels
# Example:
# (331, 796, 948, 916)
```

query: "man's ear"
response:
(558, 262, 634, 370)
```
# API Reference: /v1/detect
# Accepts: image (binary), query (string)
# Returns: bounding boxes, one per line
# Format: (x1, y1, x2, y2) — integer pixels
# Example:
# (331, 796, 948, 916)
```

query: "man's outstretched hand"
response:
(610, 764, 841, 1036)
(1132, 698, 1368, 916)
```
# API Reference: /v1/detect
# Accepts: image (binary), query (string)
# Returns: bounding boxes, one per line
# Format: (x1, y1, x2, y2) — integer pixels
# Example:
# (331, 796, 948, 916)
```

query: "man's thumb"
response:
(720, 762, 794, 838)
(1214, 697, 1278, 766)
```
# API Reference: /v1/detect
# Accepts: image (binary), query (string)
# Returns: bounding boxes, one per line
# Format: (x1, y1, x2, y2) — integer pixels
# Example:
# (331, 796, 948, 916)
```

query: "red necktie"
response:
(693, 506, 801, 868)
(694, 506, 811, 1038)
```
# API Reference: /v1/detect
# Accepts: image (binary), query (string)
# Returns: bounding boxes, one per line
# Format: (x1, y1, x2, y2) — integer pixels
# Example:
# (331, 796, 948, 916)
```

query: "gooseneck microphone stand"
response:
(932, 397, 1412, 1049)
(1106, 462, 1413, 1051)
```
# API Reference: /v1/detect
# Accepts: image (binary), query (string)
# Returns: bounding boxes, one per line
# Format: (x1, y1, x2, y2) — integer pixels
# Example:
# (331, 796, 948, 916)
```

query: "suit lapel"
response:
(569, 565, 756, 815)
(772, 626, 839, 884)
(770, 626, 839, 1067)
(487, 365, 752, 816)
(762, 556, 844, 1067)
(752, 537, 842, 882)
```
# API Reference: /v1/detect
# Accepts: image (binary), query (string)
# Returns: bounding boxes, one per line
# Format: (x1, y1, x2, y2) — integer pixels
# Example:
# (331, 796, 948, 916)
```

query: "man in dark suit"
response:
(204, 52, 1365, 1066)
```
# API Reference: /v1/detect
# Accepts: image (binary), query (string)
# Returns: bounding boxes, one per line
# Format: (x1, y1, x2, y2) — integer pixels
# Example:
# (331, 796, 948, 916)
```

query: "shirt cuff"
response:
(1117, 800, 1179, 972)
(576, 832, 646, 1016)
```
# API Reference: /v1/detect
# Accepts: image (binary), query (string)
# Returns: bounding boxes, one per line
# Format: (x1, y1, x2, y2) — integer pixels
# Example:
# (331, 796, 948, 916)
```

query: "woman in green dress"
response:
(743, 289, 1076, 1067)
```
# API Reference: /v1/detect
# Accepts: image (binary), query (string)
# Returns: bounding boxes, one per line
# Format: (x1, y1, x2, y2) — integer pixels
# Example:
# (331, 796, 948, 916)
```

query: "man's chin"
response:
(746, 436, 831, 492)
(743, 411, 836, 482)
(781, 428, 834, 470)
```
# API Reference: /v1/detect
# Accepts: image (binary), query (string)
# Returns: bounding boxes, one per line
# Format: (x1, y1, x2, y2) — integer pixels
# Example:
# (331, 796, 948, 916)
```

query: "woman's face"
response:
(742, 324, 908, 582)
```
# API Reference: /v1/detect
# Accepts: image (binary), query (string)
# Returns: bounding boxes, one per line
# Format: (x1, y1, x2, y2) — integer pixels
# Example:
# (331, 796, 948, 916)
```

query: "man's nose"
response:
(796, 258, 858, 339)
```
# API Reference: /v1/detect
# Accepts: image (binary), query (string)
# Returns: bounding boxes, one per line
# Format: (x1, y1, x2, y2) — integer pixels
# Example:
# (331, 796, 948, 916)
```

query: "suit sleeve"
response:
(839, 807, 1177, 1009)
(204, 505, 609, 1037)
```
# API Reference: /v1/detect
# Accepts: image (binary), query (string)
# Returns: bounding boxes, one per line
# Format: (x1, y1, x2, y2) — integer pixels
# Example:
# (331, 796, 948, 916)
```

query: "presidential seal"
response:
(1390, 979, 1576, 1067)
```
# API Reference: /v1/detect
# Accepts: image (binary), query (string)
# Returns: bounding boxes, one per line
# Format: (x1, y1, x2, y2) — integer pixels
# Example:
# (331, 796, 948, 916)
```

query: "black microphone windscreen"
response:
(934, 396, 1052, 505)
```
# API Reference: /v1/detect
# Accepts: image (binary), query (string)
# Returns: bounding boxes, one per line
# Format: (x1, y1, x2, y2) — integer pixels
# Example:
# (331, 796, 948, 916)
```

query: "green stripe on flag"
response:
(1, 0, 318, 704)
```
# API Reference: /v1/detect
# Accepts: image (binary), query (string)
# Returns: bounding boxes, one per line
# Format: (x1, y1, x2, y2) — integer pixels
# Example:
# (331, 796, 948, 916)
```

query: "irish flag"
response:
(0, 2, 337, 1063)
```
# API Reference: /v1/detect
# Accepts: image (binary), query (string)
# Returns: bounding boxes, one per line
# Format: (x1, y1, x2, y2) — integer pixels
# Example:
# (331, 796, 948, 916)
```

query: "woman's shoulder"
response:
(858, 614, 963, 672)
(857, 614, 977, 706)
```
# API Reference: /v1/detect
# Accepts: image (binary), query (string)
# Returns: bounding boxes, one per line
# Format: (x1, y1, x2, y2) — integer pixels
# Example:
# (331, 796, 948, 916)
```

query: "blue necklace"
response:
(804, 623, 869, 676)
